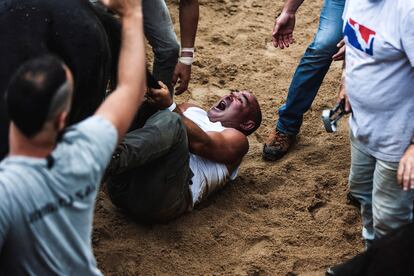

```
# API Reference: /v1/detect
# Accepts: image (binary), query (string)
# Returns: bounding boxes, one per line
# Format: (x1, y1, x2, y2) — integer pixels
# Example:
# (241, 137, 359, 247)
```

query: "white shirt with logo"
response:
(343, 0, 414, 162)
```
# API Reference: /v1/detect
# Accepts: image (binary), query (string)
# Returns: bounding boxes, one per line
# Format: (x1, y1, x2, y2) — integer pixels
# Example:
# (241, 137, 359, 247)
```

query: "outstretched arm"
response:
(272, 0, 304, 49)
(172, 0, 199, 95)
(95, 0, 146, 141)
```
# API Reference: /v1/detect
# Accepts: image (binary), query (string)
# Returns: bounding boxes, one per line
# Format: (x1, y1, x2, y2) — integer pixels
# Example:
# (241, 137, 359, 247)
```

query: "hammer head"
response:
(321, 99, 350, 133)
(322, 109, 337, 133)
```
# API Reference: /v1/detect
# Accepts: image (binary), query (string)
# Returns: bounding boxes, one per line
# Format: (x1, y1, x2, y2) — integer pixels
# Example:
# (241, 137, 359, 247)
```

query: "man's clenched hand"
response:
(146, 81, 173, 109)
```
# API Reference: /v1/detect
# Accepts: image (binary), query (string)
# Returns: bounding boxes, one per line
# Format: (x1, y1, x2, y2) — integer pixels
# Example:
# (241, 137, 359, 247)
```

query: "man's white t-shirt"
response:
(343, 0, 414, 162)
(183, 107, 239, 205)
(0, 116, 117, 275)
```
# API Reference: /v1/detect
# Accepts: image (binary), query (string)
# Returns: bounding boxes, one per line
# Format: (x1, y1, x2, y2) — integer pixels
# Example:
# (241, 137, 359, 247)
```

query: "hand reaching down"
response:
(272, 12, 296, 49)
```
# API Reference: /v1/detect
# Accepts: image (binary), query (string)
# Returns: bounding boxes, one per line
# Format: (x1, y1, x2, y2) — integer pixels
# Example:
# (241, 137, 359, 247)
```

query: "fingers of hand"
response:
(174, 83, 186, 95)
(398, 162, 405, 185)
(288, 34, 294, 44)
(158, 81, 168, 90)
(283, 34, 290, 48)
(398, 157, 414, 191)
(277, 35, 284, 49)
(175, 88, 184, 95)
(175, 80, 189, 95)
(171, 72, 178, 85)
(272, 25, 281, 48)
(404, 162, 412, 191)
(345, 98, 351, 112)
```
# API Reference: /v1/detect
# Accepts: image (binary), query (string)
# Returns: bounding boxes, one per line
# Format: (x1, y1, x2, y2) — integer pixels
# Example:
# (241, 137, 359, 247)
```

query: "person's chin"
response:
(207, 109, 220, 122)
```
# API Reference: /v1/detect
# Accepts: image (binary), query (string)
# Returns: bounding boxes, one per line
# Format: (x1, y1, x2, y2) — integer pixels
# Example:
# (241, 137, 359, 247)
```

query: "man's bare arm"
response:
(179, 0, 199, 48)
(175, 106, 248, 165)
(172, 0, 199, 95)
(282, 0, 304, 13)
(272, 0, 304, 49)
(96, 0, 146, 141)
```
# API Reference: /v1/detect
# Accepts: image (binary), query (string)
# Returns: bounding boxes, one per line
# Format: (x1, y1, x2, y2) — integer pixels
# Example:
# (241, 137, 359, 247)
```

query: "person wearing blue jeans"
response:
(90, 0, 199, 95)
(263, 0, 345, 161)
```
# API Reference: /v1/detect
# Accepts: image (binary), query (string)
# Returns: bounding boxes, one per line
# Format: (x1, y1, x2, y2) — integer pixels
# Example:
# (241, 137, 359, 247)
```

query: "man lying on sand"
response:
(104, 82, 262, 223)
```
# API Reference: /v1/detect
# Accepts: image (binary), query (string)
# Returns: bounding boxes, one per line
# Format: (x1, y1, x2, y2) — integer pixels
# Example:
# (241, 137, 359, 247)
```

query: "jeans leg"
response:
(107, 111, 192, 222)
(142, 0, 180, 95)
(277, 0, 345, 135)
(372, 160, 414, 239)
(349, 138, 376, 241)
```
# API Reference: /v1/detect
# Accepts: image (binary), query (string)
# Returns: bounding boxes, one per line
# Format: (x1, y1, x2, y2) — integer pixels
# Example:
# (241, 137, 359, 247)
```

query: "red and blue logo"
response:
(344, 18, 376, 56)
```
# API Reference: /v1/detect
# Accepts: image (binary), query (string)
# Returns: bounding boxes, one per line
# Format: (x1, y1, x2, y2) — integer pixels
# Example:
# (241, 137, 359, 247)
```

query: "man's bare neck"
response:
(9, 124, 57, 158)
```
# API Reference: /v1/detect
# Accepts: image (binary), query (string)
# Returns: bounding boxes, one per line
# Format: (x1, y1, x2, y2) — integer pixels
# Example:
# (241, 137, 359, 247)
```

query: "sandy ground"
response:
(93, 0, 363, 274)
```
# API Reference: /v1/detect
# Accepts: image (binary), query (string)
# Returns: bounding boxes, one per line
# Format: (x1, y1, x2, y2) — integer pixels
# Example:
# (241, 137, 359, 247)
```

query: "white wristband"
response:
(167, 102, 177, 112)
(179, 47, 195, 65)
(181, 47, 195, 54)
(178, 56, 194, 65)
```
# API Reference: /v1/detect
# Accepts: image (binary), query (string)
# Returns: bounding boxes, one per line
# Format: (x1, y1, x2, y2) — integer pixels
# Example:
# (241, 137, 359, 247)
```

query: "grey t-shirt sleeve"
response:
(62, 115, 118, 175)
(0, 182, 12, 249)
(401, 8, 414, 67)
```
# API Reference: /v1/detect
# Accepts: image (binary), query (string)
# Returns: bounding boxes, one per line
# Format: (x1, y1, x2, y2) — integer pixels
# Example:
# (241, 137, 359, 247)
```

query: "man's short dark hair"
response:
(5, 55, 69, 137)
(245, 99, 262, 136)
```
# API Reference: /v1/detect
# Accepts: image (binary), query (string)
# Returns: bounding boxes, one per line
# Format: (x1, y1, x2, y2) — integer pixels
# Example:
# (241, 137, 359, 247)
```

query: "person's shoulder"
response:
(57, 115, 118, 169)
(61, 115, 118, 148)
(397, 0, 414, 18)
(222, 128, 248, 145)
(65, 115, 116, 137)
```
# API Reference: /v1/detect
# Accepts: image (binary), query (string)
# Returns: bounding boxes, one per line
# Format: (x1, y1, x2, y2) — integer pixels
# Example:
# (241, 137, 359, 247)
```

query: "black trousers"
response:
(106, 110, 192, 223)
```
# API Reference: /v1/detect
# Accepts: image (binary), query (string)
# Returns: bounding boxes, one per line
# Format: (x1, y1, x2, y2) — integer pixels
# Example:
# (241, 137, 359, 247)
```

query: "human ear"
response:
(240, 120, 255, 133)
(54, 111, 68, 132)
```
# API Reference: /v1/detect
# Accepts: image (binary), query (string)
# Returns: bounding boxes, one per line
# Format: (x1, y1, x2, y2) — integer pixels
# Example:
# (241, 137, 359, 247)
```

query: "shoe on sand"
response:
(262, 129, 295, 161)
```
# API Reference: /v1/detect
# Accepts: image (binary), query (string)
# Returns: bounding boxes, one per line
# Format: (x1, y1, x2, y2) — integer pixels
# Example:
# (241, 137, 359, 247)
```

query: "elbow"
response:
(189, 141, 208, 156)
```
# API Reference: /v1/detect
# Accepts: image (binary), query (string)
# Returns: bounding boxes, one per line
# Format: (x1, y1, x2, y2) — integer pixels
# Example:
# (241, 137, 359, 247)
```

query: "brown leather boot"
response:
(262, 129, 295, 161)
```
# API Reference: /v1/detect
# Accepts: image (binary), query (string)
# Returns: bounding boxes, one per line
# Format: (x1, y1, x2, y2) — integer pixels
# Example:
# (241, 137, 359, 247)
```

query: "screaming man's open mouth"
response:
(216, 100, 226, 111)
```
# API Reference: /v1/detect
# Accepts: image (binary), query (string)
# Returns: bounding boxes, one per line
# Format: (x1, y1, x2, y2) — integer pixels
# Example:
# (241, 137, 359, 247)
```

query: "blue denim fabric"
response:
(277, 0, 345, 135)
(142, 0, 180, 94)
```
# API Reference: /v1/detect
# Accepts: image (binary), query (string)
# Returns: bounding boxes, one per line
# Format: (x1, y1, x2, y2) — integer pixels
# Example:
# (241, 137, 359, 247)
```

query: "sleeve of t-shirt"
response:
(401, 8, 414, 67)
(0, 182, 11, 249)
(62, 115, 118, 177)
